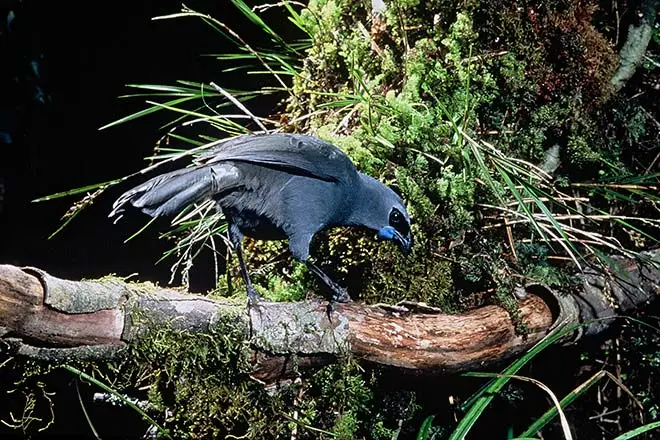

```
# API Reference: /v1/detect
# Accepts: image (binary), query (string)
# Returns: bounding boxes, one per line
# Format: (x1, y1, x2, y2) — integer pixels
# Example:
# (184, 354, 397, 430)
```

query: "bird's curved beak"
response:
(377, 226, 413, 255)
(394, 231, 413, 256)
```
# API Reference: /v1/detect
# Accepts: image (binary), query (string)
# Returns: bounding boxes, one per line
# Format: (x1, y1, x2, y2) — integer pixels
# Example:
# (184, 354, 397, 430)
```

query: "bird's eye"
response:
(389, 208, 409, 236)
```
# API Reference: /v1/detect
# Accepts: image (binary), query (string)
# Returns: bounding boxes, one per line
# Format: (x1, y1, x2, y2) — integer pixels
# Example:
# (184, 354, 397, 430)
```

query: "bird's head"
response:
(353, 173, 413, 255)
(376, 204, 413, 255)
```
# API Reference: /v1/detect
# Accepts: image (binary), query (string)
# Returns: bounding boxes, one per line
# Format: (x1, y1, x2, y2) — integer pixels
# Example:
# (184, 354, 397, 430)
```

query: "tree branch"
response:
(1, 250, 658, 382)
(610, 0, 659, 92)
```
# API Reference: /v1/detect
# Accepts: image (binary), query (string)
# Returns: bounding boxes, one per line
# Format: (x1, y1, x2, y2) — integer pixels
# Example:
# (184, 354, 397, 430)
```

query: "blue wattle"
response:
(378, 226, 396, 240)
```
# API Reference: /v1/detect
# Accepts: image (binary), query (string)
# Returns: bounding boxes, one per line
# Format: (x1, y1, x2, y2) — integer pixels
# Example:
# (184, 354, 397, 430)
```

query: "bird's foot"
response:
(246, 286, 262, 308)
(325, 286, 351, 322)
(331, 286, 351, 304)
(329, 283, 351, 303)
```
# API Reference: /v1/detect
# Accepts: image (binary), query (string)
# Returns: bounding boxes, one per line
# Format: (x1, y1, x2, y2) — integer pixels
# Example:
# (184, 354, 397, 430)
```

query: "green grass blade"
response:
(518, 371, 605, 438)
(493, 163, 549, 242)
(451, 322, 580, 440)
(123, 83, 214, 94)
(32, 179, 120, 202)
(462, 134, 506, 206)
(518, 180, 580, 247)
(143, 101, 246, 132)
(99, 96, 196, 130)
(284, 1, 310, 35)
(167, 133, 206, 147)
(47, 208, 82, 239)
(455, 316, 653, 440)
(466, 372, 573, 440)
(175, 80, 259, 96)
(230, 0, 294, 52)
(416, 415, 435, 440)
(588, 205, 660, 245)
(63, 365, 171, 439)
(124, 217, 158, 243)
(612, 421, 660, 440)
(152, 10, 238, 47)
(117, 92, 198, 98)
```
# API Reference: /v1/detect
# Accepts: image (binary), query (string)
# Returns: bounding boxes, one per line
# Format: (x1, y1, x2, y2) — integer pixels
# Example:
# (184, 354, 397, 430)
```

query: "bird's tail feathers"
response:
(109, 164, 237, 219)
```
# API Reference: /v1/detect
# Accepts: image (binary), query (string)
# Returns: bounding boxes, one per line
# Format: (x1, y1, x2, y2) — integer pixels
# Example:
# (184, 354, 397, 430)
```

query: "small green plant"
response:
(416, 317, 660, 440)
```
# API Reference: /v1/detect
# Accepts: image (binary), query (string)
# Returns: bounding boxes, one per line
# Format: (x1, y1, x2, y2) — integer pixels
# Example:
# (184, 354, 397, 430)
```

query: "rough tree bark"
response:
(0, 250, 658, 382)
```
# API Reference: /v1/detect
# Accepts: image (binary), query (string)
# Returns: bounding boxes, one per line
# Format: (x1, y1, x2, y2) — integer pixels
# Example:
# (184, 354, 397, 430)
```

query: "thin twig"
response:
(571, 182, 658, 190)
(504, 196, 591, 206)
(253, 1, 306, 12)
(210, 82, 269, 133)
(505, 218, 518, 263)
(460, 50, 509, 65)
(483, 212, 660, 229)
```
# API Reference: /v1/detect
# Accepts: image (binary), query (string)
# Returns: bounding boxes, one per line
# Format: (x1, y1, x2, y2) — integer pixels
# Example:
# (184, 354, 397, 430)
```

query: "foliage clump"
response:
(267, 0, 658, 314)
(0, 311, 418, 439)
(116, 325, 417, 439)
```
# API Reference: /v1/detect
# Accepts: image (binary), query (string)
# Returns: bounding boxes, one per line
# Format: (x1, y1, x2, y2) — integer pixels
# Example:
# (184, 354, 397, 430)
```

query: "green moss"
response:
(275, 0, 645, 321)
(307, 360, 417, 439)
(3, 311, 419, 438)
(317, 125, 384, 175)
(566, 133, 602, 169)
(260, 261, 309, 302)
(516, 243, 571, 288)
(333, 410, 359, 439)
(103, 309, 279, 438)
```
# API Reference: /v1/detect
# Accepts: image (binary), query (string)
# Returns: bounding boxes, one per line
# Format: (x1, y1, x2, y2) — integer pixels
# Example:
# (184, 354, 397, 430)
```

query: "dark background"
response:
(0, 2, 293, 437)
(0, 0, 290, 288)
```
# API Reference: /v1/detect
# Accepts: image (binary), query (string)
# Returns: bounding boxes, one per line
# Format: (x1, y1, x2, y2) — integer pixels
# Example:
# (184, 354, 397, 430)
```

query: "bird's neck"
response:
(343, 172, 385, 230)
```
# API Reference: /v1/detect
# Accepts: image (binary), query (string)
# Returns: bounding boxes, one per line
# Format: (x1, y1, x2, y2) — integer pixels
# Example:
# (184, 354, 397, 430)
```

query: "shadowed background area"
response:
(0, 1, 293, 437)
(0, 0, 290, 290)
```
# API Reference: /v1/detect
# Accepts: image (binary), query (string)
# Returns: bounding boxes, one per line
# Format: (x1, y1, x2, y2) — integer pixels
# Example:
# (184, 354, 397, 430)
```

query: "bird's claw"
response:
(325, 286, 351, 322)
(331, 287, 351, 303)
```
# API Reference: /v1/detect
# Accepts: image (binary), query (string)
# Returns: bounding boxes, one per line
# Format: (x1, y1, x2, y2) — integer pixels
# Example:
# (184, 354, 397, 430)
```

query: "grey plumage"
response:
(110, 133, 412, 302)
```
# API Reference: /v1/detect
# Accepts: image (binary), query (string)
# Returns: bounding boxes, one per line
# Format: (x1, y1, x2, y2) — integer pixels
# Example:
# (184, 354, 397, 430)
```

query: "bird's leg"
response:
(305, 260, 352, 303)
(228, 222, 261, 305)
(288, 233, 350, 315)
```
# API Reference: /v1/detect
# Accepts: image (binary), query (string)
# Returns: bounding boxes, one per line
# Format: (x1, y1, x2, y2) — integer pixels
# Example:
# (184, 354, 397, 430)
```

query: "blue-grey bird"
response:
(110, 133, 412, 302)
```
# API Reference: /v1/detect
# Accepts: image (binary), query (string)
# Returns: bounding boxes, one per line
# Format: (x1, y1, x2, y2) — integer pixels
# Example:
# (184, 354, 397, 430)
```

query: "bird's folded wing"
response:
(197, 133, 355, 182)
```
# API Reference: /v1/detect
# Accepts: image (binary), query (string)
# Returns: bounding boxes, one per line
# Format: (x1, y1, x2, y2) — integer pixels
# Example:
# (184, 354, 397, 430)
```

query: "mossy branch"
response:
(0, 252, 658, 381)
